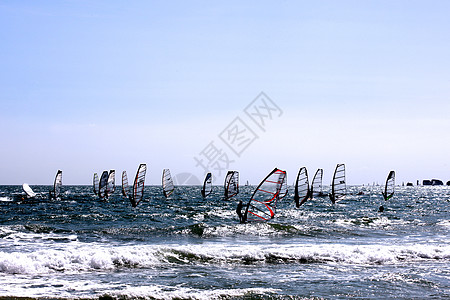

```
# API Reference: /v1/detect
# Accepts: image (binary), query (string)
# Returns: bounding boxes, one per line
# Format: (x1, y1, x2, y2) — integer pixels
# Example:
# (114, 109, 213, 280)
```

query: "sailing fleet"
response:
(17, 164, 400, 223)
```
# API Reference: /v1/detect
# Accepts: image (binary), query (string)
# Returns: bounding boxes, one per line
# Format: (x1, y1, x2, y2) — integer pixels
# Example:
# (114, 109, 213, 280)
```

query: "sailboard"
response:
(130, 163, 147, 207)
(382, 170, 395, 201)
(22, 183, 36, 198)
(162, 168, 175, 198)
(93, 173, 99, 195)
(243, 168, 286, 222)
(122, 170, 129, 197)
(329, 163, 346, 204)
(49, 169, 62, 199)
(201, 172, 212, 198)
(311, 168, 324, 198)
(98, 171, 109, 199)
(224, 171, 239, 199)
(294, 167, 310, 207)
(106, 169, 116, 197)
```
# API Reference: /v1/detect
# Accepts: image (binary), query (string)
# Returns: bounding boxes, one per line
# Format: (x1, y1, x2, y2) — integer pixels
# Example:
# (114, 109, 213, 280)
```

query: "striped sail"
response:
(245, 168, 286, 222)
(99, 171, 109, 199)
(131, 163, 147, 207)
(106, 170, 116, 197)
(93, 173, 99, 195)
(330, 164, 346, 204)
(201, 173, 212, 198)
(382, 171, 395, 201)
(162, 168, 175, 198)
(294, 167, 310, 207)
(122, 170, 129, 197)
(52, 170, 62, 198)
(311, 169, 323, 198)
(224, 171, 239, 199)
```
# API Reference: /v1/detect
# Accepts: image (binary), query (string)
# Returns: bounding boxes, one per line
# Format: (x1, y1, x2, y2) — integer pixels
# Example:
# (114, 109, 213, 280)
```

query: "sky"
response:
(1, 0, 449, 186)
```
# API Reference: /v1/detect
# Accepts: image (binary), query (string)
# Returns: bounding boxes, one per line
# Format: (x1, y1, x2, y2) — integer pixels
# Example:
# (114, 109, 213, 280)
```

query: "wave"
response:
(104, 285, 282, 300)
(1, 242, 449, 275)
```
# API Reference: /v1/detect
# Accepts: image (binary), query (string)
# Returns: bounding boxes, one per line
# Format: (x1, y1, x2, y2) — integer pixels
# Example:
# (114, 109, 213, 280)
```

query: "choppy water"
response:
(0, 184, 449, 299)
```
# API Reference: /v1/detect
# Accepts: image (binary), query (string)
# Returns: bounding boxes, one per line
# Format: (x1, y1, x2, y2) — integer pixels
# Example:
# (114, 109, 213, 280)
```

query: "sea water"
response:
(0, 185, 449, 299)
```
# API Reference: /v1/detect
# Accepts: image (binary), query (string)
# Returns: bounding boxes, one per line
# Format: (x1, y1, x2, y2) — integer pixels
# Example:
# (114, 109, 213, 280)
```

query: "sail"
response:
(201, 172, 212, 198)
(382, 170, 395, 201)
(122, 170, 129, 197)
(311, 169, 323, 198)
(93, 173, 99, 195)
(22, 183, 36, 198)
(106, 169, 116, 197)
(330, 164, 346, 204)
(244, 168, 286, 222)
(51, 170, 62, 198)
(99, 171, 109, 199)
(162, 168, 175, 198)
(224, 171, 239, 199)
(278, 170, 288, 200)
(294, 167, 309, 207)
(131, 163, 147, 207)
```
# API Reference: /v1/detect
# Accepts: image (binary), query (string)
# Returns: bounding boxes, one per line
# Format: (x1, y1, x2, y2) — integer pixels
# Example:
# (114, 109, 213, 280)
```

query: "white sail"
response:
(162, 168, 175, 198)
(382, 171, 395, 201)
(311, 169, 323, 198)
(131, 163, 147, 207)
(93, 173, 99, 195)
(22, 183, 36, 198)
(106, 169, 115, 197)
(294, 167, 309, 207)
(201, 173, 212, 198)
(99, 171, 109, 199)
(244, 168, 286, 222)
(330, 164, 346, 204)
(122, 170, 129, 197)
(224, 171, 239, 199)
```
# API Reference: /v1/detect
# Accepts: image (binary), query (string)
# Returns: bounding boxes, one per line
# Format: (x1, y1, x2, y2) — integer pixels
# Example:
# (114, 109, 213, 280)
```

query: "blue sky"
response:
(1, 1, 449, 185)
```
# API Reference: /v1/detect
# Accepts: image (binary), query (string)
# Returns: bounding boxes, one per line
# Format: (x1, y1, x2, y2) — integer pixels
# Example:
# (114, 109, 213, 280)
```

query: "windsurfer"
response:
(129, 195, 136, 208)
(236, 200, 243, 223)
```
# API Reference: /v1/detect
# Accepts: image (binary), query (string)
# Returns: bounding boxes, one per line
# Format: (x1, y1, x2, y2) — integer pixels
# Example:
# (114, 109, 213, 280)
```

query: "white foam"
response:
(107, 285, 279, 300)
(0, 242, 449, 276)
(437, 219, 450, 228)
(0, 196, 12, 202)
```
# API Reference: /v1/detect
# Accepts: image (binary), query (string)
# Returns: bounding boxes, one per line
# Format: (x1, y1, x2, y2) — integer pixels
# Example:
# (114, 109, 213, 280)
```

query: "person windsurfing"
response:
(236, 200, 243, 223)
(129, 194, 137, 208)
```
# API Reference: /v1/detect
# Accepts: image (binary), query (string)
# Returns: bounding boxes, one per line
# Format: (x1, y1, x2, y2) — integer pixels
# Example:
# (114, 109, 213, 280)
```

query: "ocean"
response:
(0, 184, 449, 299)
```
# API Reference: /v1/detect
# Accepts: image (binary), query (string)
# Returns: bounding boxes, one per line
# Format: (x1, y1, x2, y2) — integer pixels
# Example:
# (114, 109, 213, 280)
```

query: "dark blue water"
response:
(0, 184, 449, 299)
